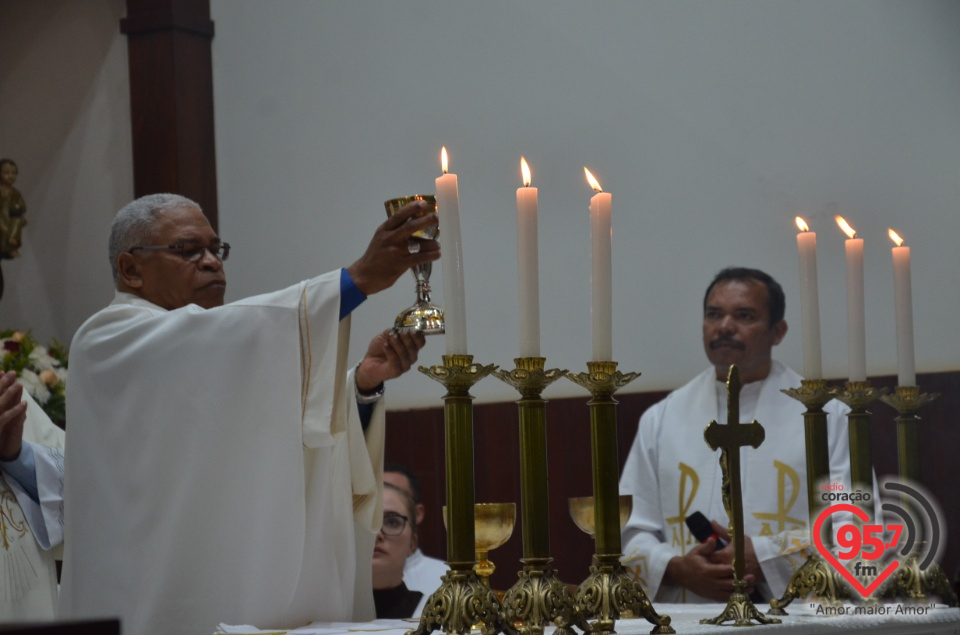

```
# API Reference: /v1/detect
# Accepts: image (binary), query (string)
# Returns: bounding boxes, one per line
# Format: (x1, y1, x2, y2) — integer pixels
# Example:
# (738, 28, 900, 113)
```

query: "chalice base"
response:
(701, 580, 781, 626)
(393, 301, 445, 335)
(501, 560, 579, 635)
(407, 568, 515, 635)
(768, 553, 854, 615)
(575, 555, 674, 635)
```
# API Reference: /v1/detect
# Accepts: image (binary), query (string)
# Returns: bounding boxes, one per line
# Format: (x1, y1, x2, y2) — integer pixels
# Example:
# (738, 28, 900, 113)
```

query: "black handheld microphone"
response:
(686, 511, 766, 602)
(685, 511, 727, 548)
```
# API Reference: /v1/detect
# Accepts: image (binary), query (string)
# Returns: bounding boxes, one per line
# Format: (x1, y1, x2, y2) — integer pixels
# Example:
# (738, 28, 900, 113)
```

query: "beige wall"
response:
(0, 0, 133, 346)
(211, 1, 960, 408)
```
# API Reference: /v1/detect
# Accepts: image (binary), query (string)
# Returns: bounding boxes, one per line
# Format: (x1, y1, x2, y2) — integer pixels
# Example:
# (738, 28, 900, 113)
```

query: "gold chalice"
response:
(444, 502, 516, 589)
(384, 195, 444, 334)
(567, 495, 632, 537)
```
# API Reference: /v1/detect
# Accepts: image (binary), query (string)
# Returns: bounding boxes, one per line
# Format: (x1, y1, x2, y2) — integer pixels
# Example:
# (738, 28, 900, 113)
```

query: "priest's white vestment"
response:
(619, 361, 850, 603)
(0, 391, 65, 620)
(59, 271, 385, 635)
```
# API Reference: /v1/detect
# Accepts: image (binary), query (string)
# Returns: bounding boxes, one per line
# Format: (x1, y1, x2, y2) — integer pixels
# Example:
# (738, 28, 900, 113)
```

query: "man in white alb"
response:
(619, 267, 851, 603)
(58, 193, 440, 635)
(0, 371, 64, 620)
(384, 463, 448, 595)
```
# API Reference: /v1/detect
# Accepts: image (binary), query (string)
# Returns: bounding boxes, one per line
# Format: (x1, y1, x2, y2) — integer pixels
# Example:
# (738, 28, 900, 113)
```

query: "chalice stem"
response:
(415, 268, 433, 303)
(475, 550, 494, 588)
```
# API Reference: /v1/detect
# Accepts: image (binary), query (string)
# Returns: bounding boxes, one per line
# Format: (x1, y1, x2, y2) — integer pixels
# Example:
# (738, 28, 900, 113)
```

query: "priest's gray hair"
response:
(109, 193, 202, 284)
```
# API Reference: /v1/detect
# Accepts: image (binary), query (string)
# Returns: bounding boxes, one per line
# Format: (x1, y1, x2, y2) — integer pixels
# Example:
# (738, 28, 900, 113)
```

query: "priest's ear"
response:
(771, 319, 787, 346)
(116, 252, 145, 290)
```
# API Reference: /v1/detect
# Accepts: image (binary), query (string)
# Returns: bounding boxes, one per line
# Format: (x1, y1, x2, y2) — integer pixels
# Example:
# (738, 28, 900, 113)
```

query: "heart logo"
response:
(812, 503, 899, 598)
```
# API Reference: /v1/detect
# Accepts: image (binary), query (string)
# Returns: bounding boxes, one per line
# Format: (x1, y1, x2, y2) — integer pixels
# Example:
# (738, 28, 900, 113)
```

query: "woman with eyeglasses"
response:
(372, 483, 426, 618)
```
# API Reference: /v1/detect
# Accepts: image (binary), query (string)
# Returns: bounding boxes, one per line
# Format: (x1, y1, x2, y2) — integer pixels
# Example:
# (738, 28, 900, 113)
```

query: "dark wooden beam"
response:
(121, 0, 218, 230)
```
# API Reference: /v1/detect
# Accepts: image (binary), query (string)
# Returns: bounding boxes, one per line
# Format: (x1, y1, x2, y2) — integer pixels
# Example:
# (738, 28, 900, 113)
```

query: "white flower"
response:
(17, 369, 51, 405)
(28, 346, 62, 372)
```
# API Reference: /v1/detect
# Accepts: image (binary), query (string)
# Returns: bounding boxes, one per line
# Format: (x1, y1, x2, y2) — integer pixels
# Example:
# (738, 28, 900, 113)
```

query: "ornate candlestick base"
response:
(702, 579, 781, 626)
(566, 362, 673, 635)
(767, 553, 854, 615)
(415, 569, 513, 635)
(494, 358, 580, 635)
(502, 559, 583, 635)
(410, 355, 516, 635)
(769, 379, 840, 614)
(576, 554, 673, 635)
(879, 543, 959, 606)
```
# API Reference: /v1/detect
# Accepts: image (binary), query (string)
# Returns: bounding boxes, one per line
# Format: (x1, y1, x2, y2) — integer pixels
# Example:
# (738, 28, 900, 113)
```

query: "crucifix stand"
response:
(700, 365, 781, 627)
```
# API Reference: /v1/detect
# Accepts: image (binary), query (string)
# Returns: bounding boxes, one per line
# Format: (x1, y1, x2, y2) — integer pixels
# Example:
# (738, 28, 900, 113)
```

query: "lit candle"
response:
(585, 167, 612, 362)
(516, 157, 540, 357)
(888, 229, 916, 386)
(795, 217, 822, 379)
(836, 215, 866, 382)
(436, 147, 467, 355)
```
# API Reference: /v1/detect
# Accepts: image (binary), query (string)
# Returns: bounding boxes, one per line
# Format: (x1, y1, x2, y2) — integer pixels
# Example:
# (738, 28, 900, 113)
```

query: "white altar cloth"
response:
(216, 603, 960, 634)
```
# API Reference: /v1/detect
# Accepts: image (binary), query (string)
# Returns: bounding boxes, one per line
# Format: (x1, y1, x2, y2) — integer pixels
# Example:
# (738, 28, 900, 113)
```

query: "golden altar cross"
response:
(700, 365, 781, 626)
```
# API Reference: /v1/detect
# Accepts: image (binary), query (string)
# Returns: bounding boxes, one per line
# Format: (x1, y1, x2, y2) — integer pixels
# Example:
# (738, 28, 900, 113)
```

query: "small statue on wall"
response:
(0, 158, 27, 259)
(0, 158, 27, 301)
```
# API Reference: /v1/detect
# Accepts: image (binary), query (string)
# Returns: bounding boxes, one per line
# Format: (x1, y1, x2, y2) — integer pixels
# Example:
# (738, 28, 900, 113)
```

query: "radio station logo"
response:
(812, 478, 944, 599)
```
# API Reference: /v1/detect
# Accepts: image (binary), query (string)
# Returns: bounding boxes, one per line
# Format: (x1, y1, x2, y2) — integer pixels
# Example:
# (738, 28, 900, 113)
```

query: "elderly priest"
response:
(58, 193, 439, 635)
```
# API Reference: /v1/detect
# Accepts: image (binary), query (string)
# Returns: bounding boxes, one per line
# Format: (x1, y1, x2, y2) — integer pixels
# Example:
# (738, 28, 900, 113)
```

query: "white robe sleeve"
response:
(2, 391, 65, 552)
(619, 401, 678, 600)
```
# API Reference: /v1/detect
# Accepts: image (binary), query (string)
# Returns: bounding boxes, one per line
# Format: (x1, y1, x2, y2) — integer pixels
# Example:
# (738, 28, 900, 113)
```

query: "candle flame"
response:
(584, 167, 602, 192)
(835, 215, 857, 239)
(888, 228, 904, 247)
(795, 217, 810, 232)
(521, 157, 531, 187)
(441, 146, 449, 174)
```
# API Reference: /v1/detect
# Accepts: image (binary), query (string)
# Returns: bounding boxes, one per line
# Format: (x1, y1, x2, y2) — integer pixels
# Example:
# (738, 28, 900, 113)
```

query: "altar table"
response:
(216, 602, 960, 635)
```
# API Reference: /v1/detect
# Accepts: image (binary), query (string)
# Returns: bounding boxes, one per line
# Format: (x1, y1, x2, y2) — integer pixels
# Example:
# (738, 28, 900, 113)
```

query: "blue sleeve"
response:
(358, 403, 374, 431)
(0, 441, 39, 503)
(340, 268, 367, 320)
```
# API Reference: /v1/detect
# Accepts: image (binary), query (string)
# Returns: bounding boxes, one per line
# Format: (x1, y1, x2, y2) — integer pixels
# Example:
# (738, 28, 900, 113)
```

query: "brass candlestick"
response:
(769, 379, 854, 614)
(410, 355, 514, 635)
(879, 386, 957, 606)
(565, 361, 674, 635)
(494, 358, 581, 635)
(831, 381, 887, 501)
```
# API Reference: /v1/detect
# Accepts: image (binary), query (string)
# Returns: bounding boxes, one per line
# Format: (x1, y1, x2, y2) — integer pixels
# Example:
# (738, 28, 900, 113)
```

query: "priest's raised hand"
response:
(347, 198, 440, 296)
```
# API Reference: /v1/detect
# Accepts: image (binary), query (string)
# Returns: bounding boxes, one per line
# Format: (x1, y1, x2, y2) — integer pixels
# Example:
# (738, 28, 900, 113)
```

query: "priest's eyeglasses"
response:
(128, 240, 231, 263)
(381, 513, 409, 536)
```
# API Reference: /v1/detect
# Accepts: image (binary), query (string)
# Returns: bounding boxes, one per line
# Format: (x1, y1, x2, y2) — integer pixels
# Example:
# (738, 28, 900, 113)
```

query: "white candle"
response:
(795, 217, 822, 379)
(585, 168, 612, 362)
(836, 216, 866, 382)
(889, 229, 916, 386)
(516, 157, 540, 358)
(436, 147, 467, 355)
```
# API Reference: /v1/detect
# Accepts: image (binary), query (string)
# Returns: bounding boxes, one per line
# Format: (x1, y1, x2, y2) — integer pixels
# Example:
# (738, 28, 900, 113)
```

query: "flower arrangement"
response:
(1, 329, 68, 426)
